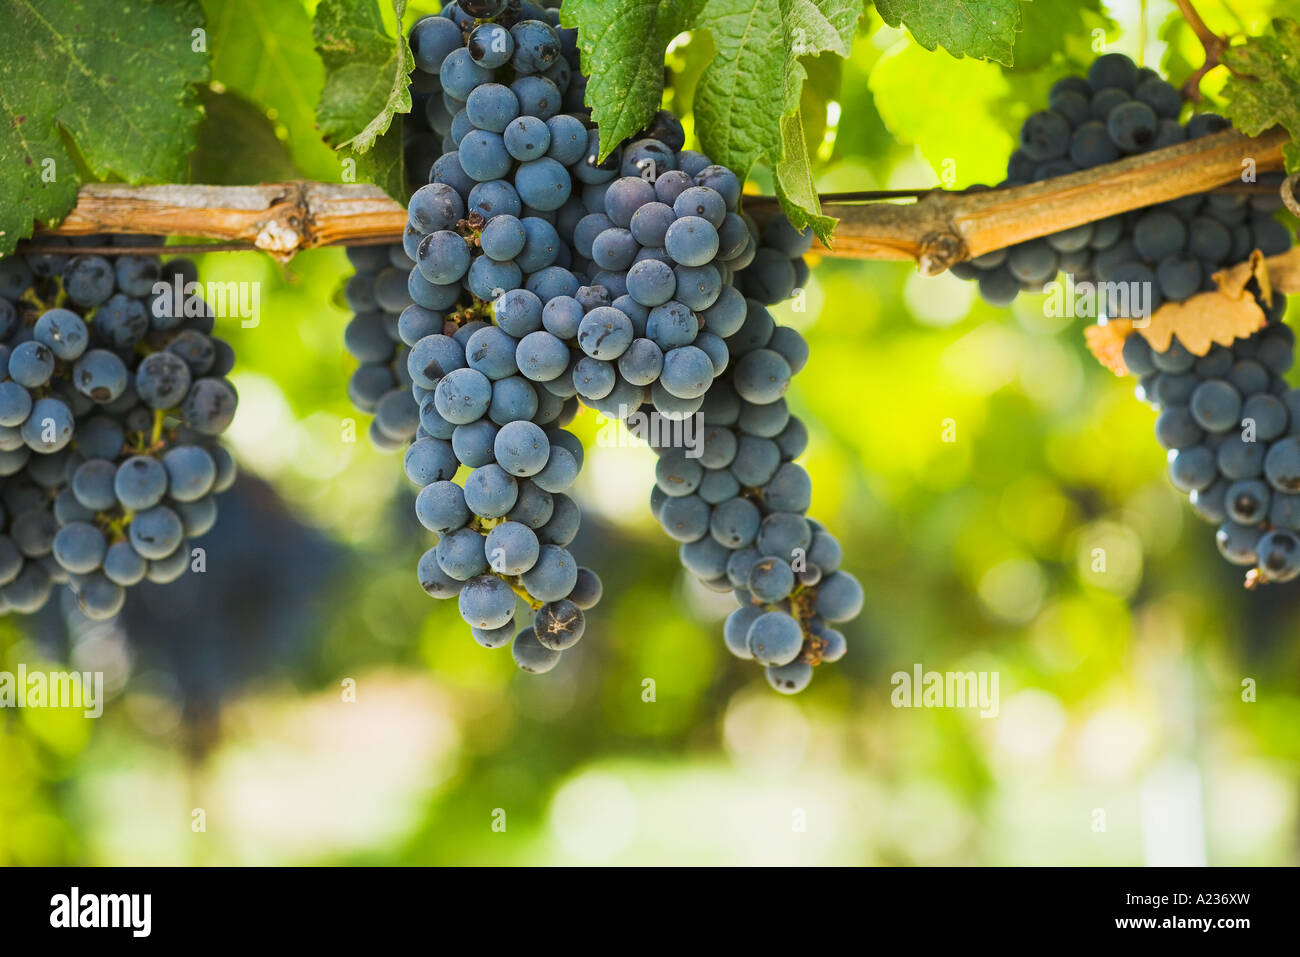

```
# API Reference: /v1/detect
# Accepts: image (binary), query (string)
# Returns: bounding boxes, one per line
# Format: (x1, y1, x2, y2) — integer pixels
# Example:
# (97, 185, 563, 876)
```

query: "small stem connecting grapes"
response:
(503, 575, 543, 611)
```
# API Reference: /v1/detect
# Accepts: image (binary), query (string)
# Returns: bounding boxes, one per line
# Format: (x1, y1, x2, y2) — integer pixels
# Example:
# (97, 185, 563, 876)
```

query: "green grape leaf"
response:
(874, 0, 1022, 65)
(564, 0, 860, 242)
(355, 121, 407, 203)
(190, 87, 303, 185)
(787, 0, 861, 59)
(314, 0, 412, 154)
(1010, 0, 1115, 72)
(203, 0, 340, 181)
(798, 52, 844, 160)
(0, 0, 209, 255)
(1221, 18, 1300, 172)
(560, 0, 707, 155)
(691, 1, 790, 178)
(776, 109, 837, 241)
(696, 0, 859, 243)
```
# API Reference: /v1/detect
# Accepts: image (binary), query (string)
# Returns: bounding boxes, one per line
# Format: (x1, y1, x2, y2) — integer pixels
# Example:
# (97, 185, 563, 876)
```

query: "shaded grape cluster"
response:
(340, 242, 424, 449)
(952, 53, 1292, 309)
(1122, 290, 1300, 584)
(0, 237, 238, 618)
(733, 216, 813, 307)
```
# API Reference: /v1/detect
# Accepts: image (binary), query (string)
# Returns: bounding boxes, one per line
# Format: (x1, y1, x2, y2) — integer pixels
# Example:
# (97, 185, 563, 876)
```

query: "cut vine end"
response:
(918, 232, 967, 276)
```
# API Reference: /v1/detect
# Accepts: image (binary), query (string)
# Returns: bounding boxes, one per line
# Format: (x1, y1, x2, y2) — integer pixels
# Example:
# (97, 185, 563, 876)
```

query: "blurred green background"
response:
(3, 0, 1299, 866)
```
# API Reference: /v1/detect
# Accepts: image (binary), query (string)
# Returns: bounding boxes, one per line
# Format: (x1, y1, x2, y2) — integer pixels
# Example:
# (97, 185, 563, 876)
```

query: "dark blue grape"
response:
(409, 182, 465, 234)
(747, 611, 802, 665)
(72, 349, 128, 403)
(1218, 434, 1266, 481)
(1089, 53, 1138, 92)
(1070, 121, 1120, 166)
(502, 115, 550, 162)
(1107, 100, 1159, 152)
(459, 130, 513, 182)
(693, 165, 741, 210)
(1188, 379, 1242, 431)
(467, 22, 513, 69)
(1187, 112, 1230, 138)
(1133, 209, 1188, 260)
(510, 75, 561, 120)
(440, 47, 492, 100)
(1225, 478, 1270, 525)
(411, 15, 464, 74)
(509, 19, 560, 74)
(466, 186, 524, 227)
(1020, 110, 1071, 161)
(603, 177, 656, 228)
(514, 157, 571, 211)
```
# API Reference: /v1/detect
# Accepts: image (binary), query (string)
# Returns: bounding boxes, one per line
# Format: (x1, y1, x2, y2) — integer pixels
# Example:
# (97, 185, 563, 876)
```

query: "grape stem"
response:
(502, 575, 543, 612)
(751, 583, 826, 666)
(1174, 0, 1233, 101)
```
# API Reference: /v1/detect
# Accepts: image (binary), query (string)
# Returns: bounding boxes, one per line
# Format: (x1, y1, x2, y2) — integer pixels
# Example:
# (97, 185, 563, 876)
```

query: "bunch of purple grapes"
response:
(941, 53, 1300, 584)
(339, 0, 862, 690)
(0, 237, 238, 619)
(1121, 292, 1300, 584)
(952, 53, 1291, 309)
(646, 218, 861, 693)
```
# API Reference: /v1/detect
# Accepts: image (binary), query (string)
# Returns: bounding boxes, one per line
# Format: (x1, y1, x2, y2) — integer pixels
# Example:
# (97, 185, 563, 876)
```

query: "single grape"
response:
(766, 661, 814, 694)
(664, 216, 719, 267)
(533, 598, 585, 650)
(747, 612, 804, 667)
(129, 505, 184, 560)
(1256, 529, 1300, 582)
(512, 626, 562, 673)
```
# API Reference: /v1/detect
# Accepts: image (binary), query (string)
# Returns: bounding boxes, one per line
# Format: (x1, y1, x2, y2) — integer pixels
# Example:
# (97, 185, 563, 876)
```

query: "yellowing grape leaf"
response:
(1136, 291, 1267, 356)
(1221, 18, 1300, 173)
(1087, 244, 1300, 373)
(1084, 320, 1134, 376)
(1213, 246, 1300, 304)
(1257, 245, 1300, 295)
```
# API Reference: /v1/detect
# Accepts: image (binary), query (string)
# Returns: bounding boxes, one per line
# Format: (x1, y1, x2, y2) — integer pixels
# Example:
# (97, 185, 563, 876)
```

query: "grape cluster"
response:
(952, 53, 1290, 309)
(947, 54, 1300, 584)
(1121, 290, 1300, 583)
(408, 3, 768, 421)
(0, 238, 238, 619)
(643, 221, 861, 693)
(354, 0, 860, 688)
(400, 1, 603, 672)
